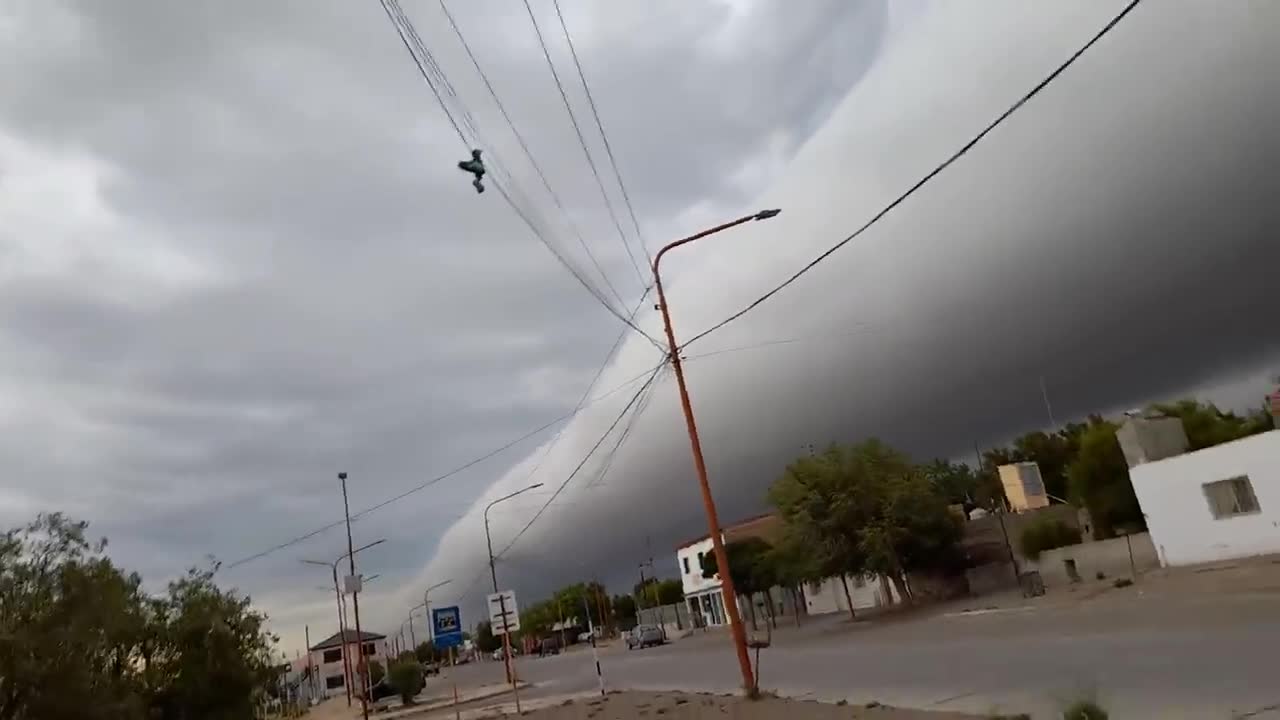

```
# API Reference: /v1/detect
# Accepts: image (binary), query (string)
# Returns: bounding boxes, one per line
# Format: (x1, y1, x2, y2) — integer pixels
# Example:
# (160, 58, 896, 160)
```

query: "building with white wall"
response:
(676, 534, 730, 627)
(1130, 430, 1280, 567)
(305, 629, 387, 699)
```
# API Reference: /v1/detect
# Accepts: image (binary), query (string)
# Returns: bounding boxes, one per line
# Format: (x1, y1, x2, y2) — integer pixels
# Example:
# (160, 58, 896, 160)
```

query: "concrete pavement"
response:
(445, 590, 1280, 719)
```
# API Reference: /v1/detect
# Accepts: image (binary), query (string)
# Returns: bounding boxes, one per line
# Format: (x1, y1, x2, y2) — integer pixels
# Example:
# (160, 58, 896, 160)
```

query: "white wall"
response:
(1131, 430, 1280, 567)
(1028, 532, 1159, 585)
(676, 536, 723, 596)
(803, 574, 897, 615)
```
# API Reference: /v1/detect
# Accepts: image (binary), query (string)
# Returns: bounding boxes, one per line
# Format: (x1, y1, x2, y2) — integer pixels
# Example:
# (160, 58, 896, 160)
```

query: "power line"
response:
(521, 0, 647, 289)
(219, 360, 664, 571)
(683, 0, 1144, 350)
(377, 0, 657, 342)
(438, 0, 629, 313)
(550, 0, 649, 260)
(494, 363, 664, 560)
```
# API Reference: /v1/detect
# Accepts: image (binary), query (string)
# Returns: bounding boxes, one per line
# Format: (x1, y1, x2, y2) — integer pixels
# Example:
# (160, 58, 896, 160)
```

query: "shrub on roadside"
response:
(1019, 518, 1082, 560)
(388, 660, 425, 705)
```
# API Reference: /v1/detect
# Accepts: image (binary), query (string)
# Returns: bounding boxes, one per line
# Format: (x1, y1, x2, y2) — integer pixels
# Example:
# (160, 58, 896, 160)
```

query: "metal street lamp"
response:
(484, 483, 544, 683)
(422, 578, 453, 645)
(302, 538, 386, 707)
(651, 208, 781, 693)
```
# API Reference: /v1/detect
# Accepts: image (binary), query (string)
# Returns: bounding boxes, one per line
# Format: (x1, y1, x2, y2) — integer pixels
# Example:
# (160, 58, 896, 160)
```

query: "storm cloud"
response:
(2, 0, 1276, 654)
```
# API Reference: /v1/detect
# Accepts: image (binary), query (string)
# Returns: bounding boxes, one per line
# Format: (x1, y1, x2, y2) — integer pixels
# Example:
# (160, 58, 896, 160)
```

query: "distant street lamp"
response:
(484, 483, 544, 683)
(302, 538, 386, 706)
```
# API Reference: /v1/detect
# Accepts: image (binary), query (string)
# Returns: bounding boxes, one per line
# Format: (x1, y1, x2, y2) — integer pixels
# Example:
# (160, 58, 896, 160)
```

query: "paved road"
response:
(441, 591, 1280, 719)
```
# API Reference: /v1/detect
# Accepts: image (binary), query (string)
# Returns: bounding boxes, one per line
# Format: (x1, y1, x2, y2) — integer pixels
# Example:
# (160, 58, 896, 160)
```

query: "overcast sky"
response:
(3, 0, 1277, 655)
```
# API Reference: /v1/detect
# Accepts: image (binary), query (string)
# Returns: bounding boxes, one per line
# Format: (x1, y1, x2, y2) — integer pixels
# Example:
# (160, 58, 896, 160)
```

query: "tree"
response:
(0, 513, 278, 720)
(367, 659, 385, 686)
(610, 594, 637, 629)
(473, 622, 500, 654)
(700, 538, 776, 629)
(387, 660, 423, 705)
(769, 439, 962, 612)
(1150, 399, 1273, 450)
(1067, 421, 1144, 538)
(414, 641, 440, 664)
(654, 579, 684, 606)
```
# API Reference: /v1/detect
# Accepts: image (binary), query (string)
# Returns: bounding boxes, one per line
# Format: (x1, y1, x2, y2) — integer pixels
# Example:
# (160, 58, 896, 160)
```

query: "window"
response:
(682, 557, 690, 574)
(1203, 476, 1261, 519)
(325, 674, 345, 690)
(322, 648, 342, 664)
(362, 643, 376, 656)
(853, 574, 866, 589)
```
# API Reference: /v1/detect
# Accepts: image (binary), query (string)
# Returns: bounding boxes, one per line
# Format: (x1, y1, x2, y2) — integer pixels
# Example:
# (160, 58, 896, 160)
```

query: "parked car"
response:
(626, 624, 664, 650)
(577, 629, 596, 643)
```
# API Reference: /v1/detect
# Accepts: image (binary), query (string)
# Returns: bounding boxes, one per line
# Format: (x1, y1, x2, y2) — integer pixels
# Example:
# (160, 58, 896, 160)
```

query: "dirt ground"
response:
(469, 691, 1001, 720)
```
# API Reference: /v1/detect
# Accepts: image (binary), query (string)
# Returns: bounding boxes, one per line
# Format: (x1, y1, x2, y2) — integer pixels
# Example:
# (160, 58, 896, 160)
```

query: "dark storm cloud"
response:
(410, 0, 1280, 630)
(1, 0, 887, 649)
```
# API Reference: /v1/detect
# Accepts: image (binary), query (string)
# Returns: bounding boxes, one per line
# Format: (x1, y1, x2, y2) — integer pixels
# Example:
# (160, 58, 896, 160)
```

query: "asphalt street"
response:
(440, 592, 1280, 719)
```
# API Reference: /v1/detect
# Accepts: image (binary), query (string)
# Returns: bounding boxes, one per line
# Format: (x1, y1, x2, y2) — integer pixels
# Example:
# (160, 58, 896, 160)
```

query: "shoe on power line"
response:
(457, 149, 486, 194)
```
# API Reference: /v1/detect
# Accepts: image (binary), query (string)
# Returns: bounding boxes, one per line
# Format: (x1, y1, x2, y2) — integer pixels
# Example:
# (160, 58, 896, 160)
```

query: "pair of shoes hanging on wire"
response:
(457, 149, 486, 194)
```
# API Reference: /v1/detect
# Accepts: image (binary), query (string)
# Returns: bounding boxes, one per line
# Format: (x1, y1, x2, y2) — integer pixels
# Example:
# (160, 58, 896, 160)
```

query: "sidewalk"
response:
(306, 681, 531, 720)
(410, 690, 1001, 720)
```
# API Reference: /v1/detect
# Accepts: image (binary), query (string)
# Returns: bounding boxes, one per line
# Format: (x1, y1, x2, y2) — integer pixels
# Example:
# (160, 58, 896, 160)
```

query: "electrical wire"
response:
(438, 0, 630, 313)
(494, 363, 664, 560)
(682, 0, 1144, 350)
(551, 0, 649, 261)
(377, 0, 658, 343)
(219, 360, 664, 571)
(520, 0, 647, 289)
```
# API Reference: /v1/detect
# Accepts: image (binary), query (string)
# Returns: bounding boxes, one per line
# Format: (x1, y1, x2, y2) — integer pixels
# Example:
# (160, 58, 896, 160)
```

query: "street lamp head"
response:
(338, 471, 348, 480)
(530, 482, 545, 490)
(753, 208, 781, 221)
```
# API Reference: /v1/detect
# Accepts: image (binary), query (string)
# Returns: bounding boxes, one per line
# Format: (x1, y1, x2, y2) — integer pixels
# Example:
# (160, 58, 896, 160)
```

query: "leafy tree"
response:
(1019, 518, 1082, 560)
(1067, 421, 1144, 538)
(769, 439, 962, 610)
(654, 579, 683, 606)
(387, 660, 423, 705)
(1150, 399, 1273, 450)
(699, 538, 775, 629)
(0, 513, 278, 720)
(473, 622, 500, 654)
(414, 641, 440, 664)
(367, 659, 385, 686)
(610, 594, 637, 629)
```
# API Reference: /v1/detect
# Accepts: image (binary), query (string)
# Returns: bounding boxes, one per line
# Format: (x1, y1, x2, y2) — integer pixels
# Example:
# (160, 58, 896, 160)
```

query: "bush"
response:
(388, 660, 425, 704)
(367, 659, 385, 686)
(1019, 518, 1082, 560)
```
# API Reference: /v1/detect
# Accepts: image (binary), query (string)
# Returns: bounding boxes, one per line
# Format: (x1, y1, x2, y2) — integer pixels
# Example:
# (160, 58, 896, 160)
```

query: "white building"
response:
(676, 534, 730, 627)
(305, 629, 387, 698)
(1130, 429, 1280, 567)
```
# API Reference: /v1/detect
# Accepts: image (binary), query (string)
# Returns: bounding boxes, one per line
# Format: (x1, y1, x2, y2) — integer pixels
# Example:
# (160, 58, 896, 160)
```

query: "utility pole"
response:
(652, 208, 780, 693)
(1039, 375, 1058, 429)
(305, 625, 315, 703)
(339, 472, 370, 720)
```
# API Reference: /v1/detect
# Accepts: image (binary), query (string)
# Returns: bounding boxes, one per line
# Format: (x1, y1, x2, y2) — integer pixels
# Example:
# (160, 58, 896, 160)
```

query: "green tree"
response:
(367, 659, 385, 686)
(473, 622, 500, 654)
(413, 641, 440, 664)
(0, 513, 278, 720)
(769, 439, 962, 611)
(387, 660, 424, 705)
(699, 538, 776, 629)
(654, 579, 683, 605)
(1067, 421, 1144, 538)
(610, 594, 637, 629)
(1150, 398, 1274, 450)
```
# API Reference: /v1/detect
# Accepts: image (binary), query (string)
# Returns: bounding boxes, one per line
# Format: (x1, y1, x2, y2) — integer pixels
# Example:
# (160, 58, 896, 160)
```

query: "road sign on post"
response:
(486, 590, 520, 634)
(432, 606, 464, 649)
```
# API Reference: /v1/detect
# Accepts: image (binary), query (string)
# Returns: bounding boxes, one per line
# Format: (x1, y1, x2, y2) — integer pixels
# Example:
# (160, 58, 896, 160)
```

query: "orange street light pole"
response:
(651, 208, 780, 694)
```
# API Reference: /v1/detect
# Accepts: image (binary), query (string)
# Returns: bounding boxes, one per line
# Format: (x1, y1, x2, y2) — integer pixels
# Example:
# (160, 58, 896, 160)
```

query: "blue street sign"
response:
(432, 605, 463, 648)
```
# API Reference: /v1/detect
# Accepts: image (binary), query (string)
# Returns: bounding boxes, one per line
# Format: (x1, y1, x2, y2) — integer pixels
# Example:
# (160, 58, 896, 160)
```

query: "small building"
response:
(1130, 429, 1280, 566)
(306, 629, 387, 699)
(998, 462, 1050, 511)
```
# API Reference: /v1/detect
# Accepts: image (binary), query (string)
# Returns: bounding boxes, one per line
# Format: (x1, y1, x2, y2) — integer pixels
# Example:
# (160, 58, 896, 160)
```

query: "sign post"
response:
(486, 590, 521, 713)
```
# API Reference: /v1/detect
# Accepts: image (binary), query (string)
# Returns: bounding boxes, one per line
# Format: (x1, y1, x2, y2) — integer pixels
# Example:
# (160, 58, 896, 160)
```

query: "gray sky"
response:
(2, 0, 1277, 655)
